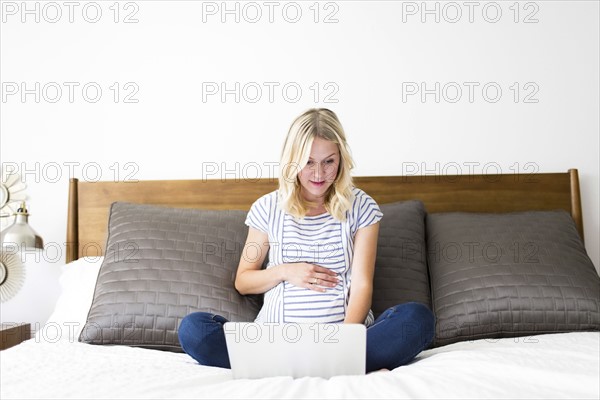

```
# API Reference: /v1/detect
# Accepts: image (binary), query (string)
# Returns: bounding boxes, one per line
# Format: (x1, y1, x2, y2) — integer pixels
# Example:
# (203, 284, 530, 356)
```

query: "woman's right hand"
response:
(280, 262, 339, 292)
(235, 227, 340, 295)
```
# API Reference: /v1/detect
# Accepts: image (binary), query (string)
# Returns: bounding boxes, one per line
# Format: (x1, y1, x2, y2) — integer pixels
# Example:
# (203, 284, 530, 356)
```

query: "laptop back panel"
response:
(224, 322, 366, 379)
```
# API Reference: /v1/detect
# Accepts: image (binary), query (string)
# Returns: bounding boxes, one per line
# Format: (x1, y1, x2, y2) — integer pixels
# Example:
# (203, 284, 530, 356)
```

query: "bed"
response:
(1, 169, 599, 399)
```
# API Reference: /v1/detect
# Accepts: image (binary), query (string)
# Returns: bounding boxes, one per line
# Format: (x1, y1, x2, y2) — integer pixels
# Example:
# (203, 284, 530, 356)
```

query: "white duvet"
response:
(1, 332, 598, 399)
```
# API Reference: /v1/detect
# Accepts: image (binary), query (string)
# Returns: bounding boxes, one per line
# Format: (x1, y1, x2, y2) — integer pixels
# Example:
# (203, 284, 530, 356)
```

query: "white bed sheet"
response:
(1, 332, 598, 399)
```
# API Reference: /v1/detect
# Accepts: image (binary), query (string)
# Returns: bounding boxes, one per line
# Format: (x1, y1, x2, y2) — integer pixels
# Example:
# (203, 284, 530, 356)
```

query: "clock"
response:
(1, 169, 28, 231)
(0, 251, 25, 303)
(0, 168, 28, 302)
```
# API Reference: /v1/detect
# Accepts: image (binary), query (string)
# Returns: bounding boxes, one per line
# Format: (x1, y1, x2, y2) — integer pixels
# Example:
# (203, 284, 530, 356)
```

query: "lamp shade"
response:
(0, 203, 43, 250)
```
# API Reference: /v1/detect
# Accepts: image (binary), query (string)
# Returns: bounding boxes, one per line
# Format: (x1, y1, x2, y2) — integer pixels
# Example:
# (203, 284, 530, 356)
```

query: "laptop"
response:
(223, 322, 366, 379)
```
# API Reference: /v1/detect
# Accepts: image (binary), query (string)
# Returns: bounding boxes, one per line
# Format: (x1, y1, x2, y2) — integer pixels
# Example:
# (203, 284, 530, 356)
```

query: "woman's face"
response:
(297, 137, 340, 204)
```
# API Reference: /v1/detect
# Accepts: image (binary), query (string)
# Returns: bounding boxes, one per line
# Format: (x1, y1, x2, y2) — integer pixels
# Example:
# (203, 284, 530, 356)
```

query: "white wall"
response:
(1, 1, 598, 329)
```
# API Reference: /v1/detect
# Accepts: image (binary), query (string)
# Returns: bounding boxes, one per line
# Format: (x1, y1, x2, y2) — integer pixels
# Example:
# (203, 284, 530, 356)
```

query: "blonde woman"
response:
(179, 108, 435, 372)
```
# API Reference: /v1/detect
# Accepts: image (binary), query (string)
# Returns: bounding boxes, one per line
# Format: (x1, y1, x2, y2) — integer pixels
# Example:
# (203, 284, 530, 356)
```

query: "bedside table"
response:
(1, 323, 31, 350)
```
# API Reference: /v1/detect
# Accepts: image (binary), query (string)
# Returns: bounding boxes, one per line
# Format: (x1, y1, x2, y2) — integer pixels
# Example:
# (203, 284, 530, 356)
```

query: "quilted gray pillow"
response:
(79, 202, 263, 352)
(372, 200, 430, 318)
(427, 210, 600, 347)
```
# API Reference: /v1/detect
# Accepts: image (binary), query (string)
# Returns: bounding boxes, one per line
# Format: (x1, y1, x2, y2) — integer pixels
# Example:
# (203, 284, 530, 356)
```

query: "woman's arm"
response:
(344, 222, 380, 324)
(235, 227, 280, 294)
(235, 227, 339, 295)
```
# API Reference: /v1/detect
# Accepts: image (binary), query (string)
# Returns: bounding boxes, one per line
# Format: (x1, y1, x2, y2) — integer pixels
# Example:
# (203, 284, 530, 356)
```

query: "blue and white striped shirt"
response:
(244, 187, 383, 326)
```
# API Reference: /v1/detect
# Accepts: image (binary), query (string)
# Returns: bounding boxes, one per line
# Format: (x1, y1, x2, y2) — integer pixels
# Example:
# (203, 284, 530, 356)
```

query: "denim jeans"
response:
(178, 302, 435, 373)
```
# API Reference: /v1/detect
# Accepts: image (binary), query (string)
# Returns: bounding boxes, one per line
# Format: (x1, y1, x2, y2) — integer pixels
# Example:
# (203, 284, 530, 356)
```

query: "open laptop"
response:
(223, 322, 366, 379)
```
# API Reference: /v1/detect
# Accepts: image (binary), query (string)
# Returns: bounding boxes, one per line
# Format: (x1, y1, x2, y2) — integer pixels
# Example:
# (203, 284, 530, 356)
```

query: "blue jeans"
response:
(178, 302, 435, 373)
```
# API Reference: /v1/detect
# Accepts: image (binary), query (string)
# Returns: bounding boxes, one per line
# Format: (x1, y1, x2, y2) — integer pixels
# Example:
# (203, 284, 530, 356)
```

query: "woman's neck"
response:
(306, 203, 327, 216)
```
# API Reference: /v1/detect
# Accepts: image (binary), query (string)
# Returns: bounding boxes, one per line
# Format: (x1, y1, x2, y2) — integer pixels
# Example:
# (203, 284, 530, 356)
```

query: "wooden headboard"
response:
(66, 169, 584, 263)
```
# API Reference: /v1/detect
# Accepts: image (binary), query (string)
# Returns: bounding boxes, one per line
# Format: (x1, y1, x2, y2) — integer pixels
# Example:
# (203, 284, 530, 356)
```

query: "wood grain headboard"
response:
(66, 169, 584, 263)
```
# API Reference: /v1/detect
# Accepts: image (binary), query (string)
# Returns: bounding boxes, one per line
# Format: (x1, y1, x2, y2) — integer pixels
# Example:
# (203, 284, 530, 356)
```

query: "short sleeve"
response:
(356, 192, 384, 231)
(245, 195, 270, 233)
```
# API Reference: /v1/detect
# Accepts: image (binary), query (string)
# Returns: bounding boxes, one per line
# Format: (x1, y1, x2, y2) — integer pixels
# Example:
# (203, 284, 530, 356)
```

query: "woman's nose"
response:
(312, 163, 325, 180)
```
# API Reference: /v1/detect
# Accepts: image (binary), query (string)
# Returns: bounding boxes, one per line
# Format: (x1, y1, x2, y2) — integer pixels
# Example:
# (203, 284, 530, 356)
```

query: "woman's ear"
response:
(334, 163, 342, 180)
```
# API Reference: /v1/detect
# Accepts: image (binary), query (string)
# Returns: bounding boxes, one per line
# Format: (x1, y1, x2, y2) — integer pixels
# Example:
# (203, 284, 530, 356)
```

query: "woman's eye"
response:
(326, 159, 335, 164)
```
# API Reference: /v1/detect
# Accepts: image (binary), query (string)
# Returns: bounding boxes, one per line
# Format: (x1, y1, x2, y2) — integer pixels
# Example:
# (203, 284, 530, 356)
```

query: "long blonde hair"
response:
(278, 108, 355, 221)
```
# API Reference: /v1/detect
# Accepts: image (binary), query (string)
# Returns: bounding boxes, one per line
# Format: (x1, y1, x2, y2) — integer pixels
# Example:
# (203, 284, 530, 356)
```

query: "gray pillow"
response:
(372, 200, 430, 318)
(427, 210, 600, 347)
(79, 202, 263, 352)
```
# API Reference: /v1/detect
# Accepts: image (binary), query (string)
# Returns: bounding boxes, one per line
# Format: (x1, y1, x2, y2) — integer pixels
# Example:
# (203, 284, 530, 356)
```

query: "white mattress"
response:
(1, 332, 598, 399)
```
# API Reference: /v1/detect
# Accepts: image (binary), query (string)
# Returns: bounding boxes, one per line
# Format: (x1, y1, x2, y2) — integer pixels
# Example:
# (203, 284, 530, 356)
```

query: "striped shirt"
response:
(244, 187, 383, 326)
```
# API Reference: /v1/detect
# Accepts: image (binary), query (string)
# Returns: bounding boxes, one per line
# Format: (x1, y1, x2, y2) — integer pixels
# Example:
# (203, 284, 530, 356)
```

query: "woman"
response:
(178, 108, 435, 372)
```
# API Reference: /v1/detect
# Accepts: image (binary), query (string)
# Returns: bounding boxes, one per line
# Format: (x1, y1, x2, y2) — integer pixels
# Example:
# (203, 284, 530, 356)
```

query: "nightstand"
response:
(1, 323, 31, 350)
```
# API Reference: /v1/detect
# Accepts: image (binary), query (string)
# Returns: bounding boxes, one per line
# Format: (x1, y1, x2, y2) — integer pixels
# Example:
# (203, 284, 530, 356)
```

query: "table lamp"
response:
(0, 202, 43, 302)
